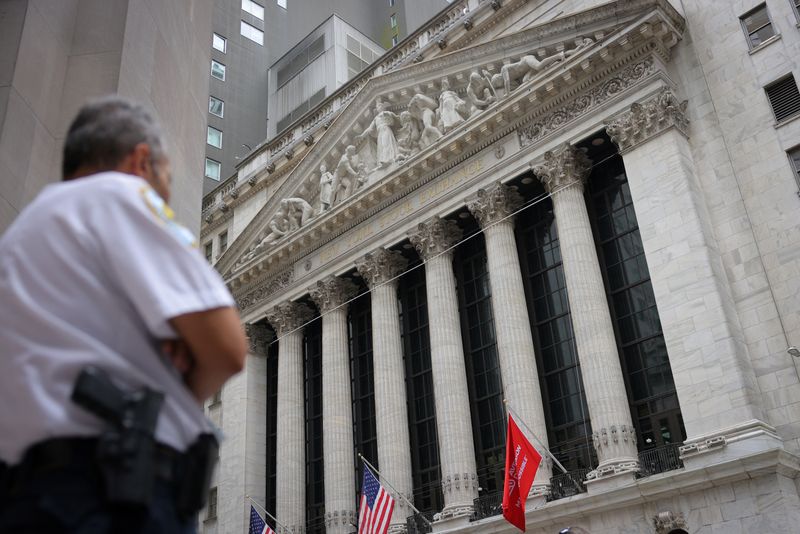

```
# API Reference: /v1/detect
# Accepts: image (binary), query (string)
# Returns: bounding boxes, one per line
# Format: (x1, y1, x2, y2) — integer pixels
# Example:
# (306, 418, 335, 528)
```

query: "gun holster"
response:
(175, 433, 219, 519)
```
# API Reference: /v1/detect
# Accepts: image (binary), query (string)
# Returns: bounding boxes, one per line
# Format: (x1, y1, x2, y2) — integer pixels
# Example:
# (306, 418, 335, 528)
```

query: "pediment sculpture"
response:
(233, 37, 594, 270)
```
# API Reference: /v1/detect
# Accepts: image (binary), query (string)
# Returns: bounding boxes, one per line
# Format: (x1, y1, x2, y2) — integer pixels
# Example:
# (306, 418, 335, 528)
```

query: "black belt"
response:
(1, 437, 183, 493)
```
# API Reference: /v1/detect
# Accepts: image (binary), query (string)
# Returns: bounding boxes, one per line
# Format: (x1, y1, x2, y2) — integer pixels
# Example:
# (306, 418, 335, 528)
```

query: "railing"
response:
(406, 511, 434, 534)
(471, 490, 503, 521)
(548, 468, 591, 501)
(637, 443, 683, 478)
(305, 514, 327, 534)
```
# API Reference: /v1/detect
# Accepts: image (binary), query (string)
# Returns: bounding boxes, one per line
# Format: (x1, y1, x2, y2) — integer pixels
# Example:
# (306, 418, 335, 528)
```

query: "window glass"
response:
(211, 60, 226, 80)
(241, 20, 264, 45)
(277, 0, 287, 8)
(205, 158, 221, 180)
(212, 33, 226, 53)
(242, 0, 264, 20)
(219, 231, 228, 252)
(789, 146, 800, 188)
(204, 242, 213, 262)
(392, 35, 398, 46)
(740, 4, 775, 48)
(207, 126, 222, 149)
(209, 96, 224, 117)
(390, 13, 397, 28)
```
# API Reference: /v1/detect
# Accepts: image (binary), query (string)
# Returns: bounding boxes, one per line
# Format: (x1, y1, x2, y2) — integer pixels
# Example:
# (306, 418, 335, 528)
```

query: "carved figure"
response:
(282, 197, 316, 229)
(333, 145, 365, 203)
(318, 163, 334, 211)
(466, 71, 496, 117)
(408, 93, 442, 148)
(489, 38, 592, 95)
(396, 111, 421, 158)
(356, 99, 400, 169)
(437, 78, 468, 133)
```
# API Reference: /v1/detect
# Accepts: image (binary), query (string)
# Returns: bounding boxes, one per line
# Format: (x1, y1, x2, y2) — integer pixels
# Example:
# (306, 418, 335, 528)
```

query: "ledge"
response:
(774, 111, 800, 129)
(748, 33, 781, 55)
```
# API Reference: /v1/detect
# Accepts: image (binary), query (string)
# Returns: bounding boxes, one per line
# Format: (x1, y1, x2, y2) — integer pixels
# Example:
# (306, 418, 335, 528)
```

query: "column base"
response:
(431, 508, 473, 532)
(584, 467, 637, 495)
(679, 419, 783, 470)
(387, 523, 407, 534)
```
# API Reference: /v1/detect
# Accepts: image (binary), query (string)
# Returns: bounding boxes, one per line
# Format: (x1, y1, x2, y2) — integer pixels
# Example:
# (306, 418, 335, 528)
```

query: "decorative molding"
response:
(532, 143, 592, 193)
(244, 323, 272, 356)
(235, 269, 294, 311)
(466, 181, 523, 228)
(605, 87, 688, 152)
(653, 511, 688, 534)
(324, 509, 357, 529)
(308, 275, 358, 313)
(264, 301, 314, 336)
(409, 217, 463, 260)
(679, 435, 727, 459)
(518, 58, 656, 148)
(441, 472, 478, 494)
(355, 248, 408, 288)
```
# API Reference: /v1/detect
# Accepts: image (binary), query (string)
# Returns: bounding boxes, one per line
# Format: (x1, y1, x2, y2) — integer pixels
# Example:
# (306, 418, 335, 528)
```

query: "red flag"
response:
(502, 413, 542, 532)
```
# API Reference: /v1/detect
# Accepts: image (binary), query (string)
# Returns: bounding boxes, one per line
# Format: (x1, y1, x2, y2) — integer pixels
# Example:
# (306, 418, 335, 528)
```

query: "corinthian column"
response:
(266, 301, 315, 534)
(409, 217, 478, 519)
(466, 183, 552, 496)
(308, 276, 359, 534)
(533, 144, 638, 483)
(356, 248, 413, 533)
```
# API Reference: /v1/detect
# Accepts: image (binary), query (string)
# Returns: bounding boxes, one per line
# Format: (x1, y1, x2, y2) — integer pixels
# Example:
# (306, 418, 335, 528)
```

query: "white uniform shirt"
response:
(0, 172, 235, 464)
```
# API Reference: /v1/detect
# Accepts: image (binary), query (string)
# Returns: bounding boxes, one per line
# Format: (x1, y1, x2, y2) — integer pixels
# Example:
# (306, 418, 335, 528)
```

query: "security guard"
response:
(0, 97, 248, 533)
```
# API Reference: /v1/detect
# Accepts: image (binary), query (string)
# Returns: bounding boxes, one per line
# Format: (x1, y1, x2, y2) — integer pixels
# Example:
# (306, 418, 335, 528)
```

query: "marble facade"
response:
(201, 1, 800, 533)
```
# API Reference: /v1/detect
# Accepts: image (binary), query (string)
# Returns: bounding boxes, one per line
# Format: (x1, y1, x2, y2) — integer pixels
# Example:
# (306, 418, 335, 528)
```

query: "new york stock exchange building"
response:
(199, 1, 800, 533)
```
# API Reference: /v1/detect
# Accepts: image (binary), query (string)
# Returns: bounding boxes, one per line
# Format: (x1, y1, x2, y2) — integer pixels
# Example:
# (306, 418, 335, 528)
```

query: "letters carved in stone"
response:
(605, 87, 689, 152)
(408, 217, 463, 260)
(466, 182, 523, 228)
(308, 275, 358, 313)
(532, 143, 592, 193)
(355, 248, 408, 288)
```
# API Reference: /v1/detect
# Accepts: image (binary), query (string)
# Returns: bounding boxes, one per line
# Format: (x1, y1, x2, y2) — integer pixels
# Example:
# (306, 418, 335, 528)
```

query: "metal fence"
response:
(548, 468, 591, 501)
(471, 490, 504, 521)
(406, 510, 435, 534)
(637, 443, 683, 478)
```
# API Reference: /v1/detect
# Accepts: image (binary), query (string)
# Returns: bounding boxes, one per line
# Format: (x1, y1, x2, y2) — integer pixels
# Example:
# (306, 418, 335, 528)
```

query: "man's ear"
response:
(117, 143, 151, 179)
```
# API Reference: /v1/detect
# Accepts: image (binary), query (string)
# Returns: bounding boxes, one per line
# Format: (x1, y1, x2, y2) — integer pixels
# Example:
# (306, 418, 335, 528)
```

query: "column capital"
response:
(245, 322, 273, 356)
(265, 301, 314, 336)
(355, 248, 408, 288)
(466, 182, 523, 228)
(408, 216, 462, 260)
(532, 143, 591, 193)
(605, 87, 689, 153)
(308, 275, 358, 313)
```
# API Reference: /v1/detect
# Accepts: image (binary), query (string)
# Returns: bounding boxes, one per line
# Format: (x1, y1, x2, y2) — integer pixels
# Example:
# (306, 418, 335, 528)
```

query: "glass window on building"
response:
(212, 33, 226, 53)
(207, 126, 222, 149)
(204, 242, 213, 262)
(392, 35, 398, 46)
(794, 0, 800, 21)
(789, 145, 800, 189)
(390, 13, 398, 29)
(206, 487, 217, 519)
(219, 231, 228, 253)
(211, 59, 226, 81)
(241, 20, 264, 45)
(277, 0, 287, 8)
(242, 0, 264, 20)
(209, 96, 224, 117)
(389, 0, 395, 6)
(739, 4, 775, 49)
(205, 158, 221, 180)
(764, 74, 800, 123)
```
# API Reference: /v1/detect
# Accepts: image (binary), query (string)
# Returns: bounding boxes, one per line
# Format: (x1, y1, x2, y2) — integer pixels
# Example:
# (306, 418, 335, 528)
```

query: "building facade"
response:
(201, 0, 800, 532)
(0, 0, 214, 233)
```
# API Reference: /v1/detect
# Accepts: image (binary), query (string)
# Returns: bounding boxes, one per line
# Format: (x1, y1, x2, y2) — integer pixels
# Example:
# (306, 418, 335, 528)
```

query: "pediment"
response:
(218, 0, 684, 288)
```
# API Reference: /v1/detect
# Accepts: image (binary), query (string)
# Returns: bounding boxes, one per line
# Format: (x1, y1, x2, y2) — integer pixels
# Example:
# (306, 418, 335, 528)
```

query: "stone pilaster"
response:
(356, 248, 413, 533)
(309, 276, 359, 534)
(409, 217, 478, 519)
(467, 182, 552, 496)
(533, 144, 639, 484)
(606, 90, 778, 468)
(266, 302, 315, 534)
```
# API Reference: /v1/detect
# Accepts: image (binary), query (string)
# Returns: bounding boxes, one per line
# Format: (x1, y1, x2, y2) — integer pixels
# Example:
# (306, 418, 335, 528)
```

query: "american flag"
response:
(249, 505, 276, 534)
(358, 465, 395, 534)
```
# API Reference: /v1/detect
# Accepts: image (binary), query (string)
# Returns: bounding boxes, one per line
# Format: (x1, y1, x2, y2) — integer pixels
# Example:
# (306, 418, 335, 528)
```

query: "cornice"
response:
(224, 5, 684, 301)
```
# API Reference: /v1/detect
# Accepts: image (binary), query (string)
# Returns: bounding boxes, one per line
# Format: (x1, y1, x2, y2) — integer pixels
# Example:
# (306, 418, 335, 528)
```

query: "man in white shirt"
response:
(0, 97, 248, 533)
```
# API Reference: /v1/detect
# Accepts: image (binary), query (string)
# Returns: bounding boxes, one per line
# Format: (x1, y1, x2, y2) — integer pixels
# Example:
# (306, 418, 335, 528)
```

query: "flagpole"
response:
(246, 494, 288, 532)
(357, 453, 433, 528)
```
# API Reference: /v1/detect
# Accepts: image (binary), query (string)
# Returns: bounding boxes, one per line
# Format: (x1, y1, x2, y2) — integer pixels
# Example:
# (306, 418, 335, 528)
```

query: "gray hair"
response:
(62, 96, 166, 179)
